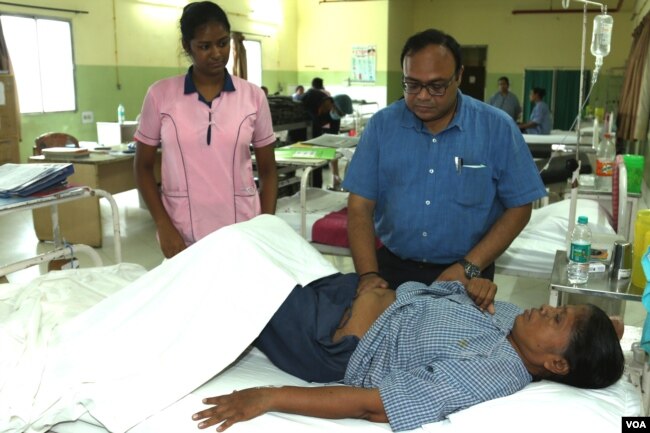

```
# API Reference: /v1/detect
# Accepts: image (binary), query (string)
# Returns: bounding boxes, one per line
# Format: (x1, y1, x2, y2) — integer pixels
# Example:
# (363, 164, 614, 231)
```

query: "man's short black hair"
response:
(400, 28, 463, 76)
(498, 76, 510, 86)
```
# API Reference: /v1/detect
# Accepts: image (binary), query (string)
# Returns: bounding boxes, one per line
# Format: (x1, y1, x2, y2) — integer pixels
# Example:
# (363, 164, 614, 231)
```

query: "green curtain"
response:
(555, 70, 591, 130)
(524, 69, 591, 131)
(523, 70, 553, 122)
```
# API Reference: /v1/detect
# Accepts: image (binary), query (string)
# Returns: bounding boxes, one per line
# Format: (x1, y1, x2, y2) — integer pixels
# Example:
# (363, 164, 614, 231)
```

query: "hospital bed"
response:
(0, 215, 642, 433)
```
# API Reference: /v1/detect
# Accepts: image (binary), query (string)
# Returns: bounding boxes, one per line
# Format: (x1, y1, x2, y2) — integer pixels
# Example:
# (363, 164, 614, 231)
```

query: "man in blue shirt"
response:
(488, 76, 522, 122)
(340, 29, 547, 291)
(194, 274, 624, 432)
(519, 87, 553, 134)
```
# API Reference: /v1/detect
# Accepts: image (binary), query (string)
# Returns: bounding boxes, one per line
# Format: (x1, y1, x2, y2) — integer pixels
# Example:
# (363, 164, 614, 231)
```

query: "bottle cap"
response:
(578, 216, 588, 224)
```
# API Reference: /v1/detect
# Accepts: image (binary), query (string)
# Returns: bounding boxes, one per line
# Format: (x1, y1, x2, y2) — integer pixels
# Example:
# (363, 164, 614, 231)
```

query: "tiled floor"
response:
(0, 188, 646, 327)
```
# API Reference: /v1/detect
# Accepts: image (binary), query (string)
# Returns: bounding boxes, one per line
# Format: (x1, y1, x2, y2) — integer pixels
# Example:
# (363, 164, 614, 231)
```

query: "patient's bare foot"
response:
(332, 287, 396, 342)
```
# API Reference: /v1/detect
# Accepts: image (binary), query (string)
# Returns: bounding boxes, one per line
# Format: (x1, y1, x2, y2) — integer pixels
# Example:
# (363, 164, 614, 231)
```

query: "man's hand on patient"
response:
(436, 263, 467, 285)
(356, 272, 389, 294)
(194, 388, 271, 431)
(466, 278, 497, 314)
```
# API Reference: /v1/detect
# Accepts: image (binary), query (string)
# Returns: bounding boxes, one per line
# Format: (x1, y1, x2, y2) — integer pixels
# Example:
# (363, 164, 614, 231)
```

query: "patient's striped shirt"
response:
(344, 281, 531, 432)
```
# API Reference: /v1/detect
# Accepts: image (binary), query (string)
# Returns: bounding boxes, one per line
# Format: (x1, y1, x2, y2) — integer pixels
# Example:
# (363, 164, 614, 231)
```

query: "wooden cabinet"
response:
(0, 74, 20, 163)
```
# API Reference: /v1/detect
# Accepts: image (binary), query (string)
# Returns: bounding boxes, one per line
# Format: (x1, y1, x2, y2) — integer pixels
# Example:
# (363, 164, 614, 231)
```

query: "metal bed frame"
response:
(0, 186, 121, 277)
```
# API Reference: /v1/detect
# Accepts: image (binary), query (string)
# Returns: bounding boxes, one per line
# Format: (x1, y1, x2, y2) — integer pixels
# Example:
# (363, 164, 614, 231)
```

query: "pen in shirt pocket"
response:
(454, 157, 486, 173)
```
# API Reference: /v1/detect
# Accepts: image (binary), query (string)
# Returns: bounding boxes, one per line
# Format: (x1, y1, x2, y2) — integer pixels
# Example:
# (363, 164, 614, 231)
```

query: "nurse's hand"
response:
(158, 222, 187, 258)
(466, 278, 497, 314)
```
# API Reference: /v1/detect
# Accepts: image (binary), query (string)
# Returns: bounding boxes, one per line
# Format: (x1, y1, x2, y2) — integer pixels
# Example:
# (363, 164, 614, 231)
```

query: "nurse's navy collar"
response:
(184, 66, 236, 106)
(400, 89, 466, 134)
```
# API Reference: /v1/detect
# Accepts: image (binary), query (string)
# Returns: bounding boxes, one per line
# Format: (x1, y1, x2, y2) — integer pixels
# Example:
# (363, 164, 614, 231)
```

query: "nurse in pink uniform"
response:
(134, 1, 278, 258)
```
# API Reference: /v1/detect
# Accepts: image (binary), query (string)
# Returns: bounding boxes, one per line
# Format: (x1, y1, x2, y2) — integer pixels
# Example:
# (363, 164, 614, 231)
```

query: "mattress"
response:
(51, 345, 641, 433)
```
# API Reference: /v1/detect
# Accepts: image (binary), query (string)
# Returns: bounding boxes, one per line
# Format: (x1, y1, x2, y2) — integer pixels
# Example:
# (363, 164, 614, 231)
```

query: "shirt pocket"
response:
(453, 163, 491, 207)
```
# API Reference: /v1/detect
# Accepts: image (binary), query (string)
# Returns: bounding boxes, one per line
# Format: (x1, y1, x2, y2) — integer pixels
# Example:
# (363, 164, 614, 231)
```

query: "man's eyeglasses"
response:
(402, 74, 457, 96)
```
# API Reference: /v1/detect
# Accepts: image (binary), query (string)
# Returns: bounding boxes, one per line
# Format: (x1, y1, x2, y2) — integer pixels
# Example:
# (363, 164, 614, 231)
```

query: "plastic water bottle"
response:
(591, 14, 614, 57)
(568, 216, 592, 284)
(117, 104, 125, 124)
(591, 116, 600, 150)
(595, 132, 615, 190)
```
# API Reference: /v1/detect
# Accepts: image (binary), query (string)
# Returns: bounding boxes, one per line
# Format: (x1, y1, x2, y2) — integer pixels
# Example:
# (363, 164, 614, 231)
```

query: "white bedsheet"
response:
(496, 198, 617, 277)
(0, 215, 338, 433)
(276, 187, 348, 241)
(51, 347, 640, 433)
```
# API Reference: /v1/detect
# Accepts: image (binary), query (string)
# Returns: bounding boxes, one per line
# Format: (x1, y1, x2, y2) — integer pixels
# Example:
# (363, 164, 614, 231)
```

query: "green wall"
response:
(3, 0, 638, 162)
(19, 65, 184, 160)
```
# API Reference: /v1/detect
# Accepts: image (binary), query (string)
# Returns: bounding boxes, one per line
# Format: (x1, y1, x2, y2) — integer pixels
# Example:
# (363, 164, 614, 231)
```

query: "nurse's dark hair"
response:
(532, 87, 546, 99)
(544, 304, 624, 389)
(180, 1, 231, 44)
(400, 28, 462, 76)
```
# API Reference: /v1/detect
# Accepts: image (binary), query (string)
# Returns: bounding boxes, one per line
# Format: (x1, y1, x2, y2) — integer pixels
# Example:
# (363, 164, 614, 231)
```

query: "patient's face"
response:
(511, 304, 588, 358)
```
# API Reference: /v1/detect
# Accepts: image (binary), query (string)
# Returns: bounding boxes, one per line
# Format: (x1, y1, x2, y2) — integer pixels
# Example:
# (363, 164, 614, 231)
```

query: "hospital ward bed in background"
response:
(0, 216, 642, 433)
(275, 157, 631, 280)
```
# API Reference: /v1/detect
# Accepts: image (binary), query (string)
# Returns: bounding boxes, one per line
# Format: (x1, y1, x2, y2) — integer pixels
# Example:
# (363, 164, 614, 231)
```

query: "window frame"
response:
(0, 13, 77, 114)
(226, 37, 263, 87)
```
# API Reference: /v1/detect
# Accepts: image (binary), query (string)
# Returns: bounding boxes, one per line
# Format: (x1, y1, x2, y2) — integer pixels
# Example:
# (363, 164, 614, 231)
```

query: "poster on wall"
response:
(351, 45, 376, 83)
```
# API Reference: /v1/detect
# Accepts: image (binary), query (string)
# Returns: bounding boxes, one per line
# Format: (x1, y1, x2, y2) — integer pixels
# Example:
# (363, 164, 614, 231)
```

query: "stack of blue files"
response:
(0, 163, 75, 197)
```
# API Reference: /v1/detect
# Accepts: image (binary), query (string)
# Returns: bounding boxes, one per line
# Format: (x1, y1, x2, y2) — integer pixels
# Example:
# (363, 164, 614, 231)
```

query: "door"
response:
(459, 46, 487, 101)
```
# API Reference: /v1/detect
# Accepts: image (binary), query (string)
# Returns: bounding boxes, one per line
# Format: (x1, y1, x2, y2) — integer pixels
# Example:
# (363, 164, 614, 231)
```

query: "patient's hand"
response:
(193, 388, 271, 431)
(466, 278, 497, 314)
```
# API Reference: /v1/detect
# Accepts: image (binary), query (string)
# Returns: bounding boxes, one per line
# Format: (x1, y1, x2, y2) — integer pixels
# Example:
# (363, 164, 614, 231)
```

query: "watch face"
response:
(464, 262, 481, 278)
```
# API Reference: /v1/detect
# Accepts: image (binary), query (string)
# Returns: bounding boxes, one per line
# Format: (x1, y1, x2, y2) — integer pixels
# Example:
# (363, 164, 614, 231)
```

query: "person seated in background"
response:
(193, 275, 624, 432)
(292, 85, 305, 101)
(519, 87, 552, 134)
(310, 76, 331, 95)
(488, 76, 522, 122)
(288, 89, 354, 189)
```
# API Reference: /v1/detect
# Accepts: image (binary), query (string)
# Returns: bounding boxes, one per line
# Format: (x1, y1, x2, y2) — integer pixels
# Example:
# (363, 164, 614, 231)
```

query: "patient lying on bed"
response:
(193, 275, 624, 432)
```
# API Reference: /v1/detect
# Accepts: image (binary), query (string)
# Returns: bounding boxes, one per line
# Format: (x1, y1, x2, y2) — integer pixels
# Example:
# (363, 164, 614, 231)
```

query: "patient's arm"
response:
(193, 386, 387, 431)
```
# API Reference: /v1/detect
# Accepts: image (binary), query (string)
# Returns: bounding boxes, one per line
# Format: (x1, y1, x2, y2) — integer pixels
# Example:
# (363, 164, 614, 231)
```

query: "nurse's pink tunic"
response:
(135, 70, 275, 245)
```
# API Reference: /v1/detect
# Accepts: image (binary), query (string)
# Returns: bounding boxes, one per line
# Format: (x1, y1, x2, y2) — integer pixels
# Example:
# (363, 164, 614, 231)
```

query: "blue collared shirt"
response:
(488, 91, 522, 122)
(344, 281, 531, 432)
(526, 100, 552, 134)
(342, 91, 547, 263)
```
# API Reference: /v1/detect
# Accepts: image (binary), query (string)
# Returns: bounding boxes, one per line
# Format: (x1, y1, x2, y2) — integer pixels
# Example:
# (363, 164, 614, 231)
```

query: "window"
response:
(226, 39, 262, 87)
(0, 15, 76, 113)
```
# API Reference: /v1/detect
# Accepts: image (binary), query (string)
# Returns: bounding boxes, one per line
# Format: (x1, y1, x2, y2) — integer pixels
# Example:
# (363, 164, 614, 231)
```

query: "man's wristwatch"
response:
(458, 259, 481, 279)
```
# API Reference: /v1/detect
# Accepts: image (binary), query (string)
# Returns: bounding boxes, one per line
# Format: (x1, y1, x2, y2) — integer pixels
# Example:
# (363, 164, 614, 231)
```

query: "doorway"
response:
(460, 46, 487, 101)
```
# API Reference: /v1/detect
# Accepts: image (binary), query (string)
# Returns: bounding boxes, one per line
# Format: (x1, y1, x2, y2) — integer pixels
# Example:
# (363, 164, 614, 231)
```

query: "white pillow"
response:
(422, 379, 640, 433)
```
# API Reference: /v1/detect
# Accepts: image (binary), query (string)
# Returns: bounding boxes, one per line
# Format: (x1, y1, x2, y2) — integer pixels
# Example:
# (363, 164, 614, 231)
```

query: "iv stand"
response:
(562, 0, 605, 250)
